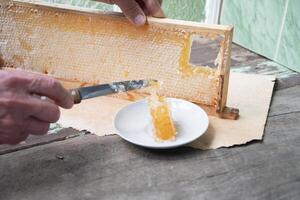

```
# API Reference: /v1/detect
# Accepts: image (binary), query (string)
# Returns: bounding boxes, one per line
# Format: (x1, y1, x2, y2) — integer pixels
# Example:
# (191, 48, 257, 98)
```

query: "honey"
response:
(147, 81, 176, 141)
(122, 70, 129, 78)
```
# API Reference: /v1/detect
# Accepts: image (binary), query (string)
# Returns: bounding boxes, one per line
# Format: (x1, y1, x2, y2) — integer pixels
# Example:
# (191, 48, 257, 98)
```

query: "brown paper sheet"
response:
(58, 73, 275, 149)
(189, 73, 275, 149)
(58, 97, 131, 135)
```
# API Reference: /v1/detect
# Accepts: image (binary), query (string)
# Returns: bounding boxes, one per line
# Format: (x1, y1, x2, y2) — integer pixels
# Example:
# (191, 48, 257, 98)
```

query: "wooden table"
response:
(1, 44, 300, 200)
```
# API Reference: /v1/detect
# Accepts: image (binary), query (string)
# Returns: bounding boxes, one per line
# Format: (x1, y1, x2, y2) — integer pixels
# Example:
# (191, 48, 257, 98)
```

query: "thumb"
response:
(115, 0, 146, 26)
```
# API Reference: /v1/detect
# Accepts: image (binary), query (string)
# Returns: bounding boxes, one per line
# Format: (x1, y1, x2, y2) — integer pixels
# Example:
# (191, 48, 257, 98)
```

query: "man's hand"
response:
(99, 0, 164, 25)
(0, 70, 74, 145)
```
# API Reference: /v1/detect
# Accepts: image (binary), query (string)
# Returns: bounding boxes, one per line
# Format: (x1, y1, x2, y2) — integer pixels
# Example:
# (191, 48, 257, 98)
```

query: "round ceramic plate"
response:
(114, 98, 209, 149)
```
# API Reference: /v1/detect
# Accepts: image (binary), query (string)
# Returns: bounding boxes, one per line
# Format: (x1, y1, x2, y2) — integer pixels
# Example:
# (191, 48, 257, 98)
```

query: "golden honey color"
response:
(147, 81, 176, 141)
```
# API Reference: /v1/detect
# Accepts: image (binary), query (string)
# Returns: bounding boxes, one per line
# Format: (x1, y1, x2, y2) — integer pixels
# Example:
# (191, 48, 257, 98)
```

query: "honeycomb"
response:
(147, 82, 176, 141)
(0, 0, 234, 117)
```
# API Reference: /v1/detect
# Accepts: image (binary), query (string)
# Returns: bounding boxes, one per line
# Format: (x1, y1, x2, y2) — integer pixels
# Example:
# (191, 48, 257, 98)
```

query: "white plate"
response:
(114, 98, 209, 149)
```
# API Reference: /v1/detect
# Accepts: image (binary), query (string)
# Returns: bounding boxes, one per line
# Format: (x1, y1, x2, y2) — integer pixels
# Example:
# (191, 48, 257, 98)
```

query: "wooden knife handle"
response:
(39, 89, 81, 105)
(69, 89, 82, 104)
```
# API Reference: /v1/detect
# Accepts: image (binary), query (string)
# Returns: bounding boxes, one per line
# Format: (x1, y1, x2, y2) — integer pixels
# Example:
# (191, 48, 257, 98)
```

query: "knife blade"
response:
(70, 79, 157, 104)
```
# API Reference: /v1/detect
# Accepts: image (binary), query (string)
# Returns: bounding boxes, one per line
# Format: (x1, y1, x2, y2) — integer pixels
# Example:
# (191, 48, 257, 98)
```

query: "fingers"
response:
(27, 74, 74, 109)
(0, 117, 49, 145)
(23, 117, 50, 136)
(0, 114, 50, 136)
(0, 70, 64, 145)
(0, 116, 29, 144)
(115, 0, 146, 25)
(142, 0, 165, 18)
(0, 132, 28, 145)
(1, 70, 73, 109)
(0, 90, 60, 123)
(28, 97, 61, 123)
(99, 0, 165, 25)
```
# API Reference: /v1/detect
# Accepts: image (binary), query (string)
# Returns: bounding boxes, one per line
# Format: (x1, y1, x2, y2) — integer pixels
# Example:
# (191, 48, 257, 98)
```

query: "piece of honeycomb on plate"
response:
(147, 82, 176, 141)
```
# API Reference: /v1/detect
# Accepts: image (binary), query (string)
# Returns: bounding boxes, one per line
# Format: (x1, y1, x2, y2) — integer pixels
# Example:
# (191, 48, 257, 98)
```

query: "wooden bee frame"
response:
(0, 0, 239, 119)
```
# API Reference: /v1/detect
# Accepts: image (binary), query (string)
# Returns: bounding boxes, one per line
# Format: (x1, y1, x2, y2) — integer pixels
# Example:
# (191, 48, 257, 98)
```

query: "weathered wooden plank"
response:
(191, 42, 300, 88)
(269, 85, 300, 117)
(0, 118, 299, 200)
(0, 128, 88, 155)
(275, 75, 300, 90)
(229, 44, 299, 80)
(0, 85, 299, 200)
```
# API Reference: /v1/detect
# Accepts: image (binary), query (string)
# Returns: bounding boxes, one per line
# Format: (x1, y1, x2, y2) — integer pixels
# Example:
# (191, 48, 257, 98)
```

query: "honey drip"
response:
(147, 81, 176, 141)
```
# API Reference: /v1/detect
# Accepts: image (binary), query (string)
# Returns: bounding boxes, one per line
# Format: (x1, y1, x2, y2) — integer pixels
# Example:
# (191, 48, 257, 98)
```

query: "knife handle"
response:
(69, 89, 82, 104)
(38, 89, 81, 105)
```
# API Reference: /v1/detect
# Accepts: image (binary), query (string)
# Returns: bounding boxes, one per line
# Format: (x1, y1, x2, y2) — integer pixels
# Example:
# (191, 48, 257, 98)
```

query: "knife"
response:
(69, 79, 157, 104)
